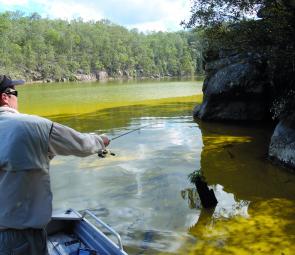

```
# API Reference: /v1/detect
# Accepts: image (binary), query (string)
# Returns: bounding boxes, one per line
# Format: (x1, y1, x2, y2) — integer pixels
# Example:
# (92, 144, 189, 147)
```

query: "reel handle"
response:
(98, 149, 116, 158)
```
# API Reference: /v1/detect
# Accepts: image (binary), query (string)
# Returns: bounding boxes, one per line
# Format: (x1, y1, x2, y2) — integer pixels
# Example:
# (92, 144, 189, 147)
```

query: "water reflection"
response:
(184, 198, 295, 255)
(181, 120, 295, 255)
(196, 120, 295, 201)
(48, 107, 295, 254)
(19, 80, 295, 254)
(180, 188, 200, 209)
(50, 112, 203, 254)
(46, 102, 200, 133)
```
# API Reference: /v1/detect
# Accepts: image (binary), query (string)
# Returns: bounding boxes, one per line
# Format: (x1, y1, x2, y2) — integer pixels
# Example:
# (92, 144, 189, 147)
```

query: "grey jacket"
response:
(0, 107, 105, 229)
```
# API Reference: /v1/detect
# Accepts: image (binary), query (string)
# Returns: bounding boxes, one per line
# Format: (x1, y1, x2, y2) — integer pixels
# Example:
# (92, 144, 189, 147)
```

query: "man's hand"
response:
(100, 134, 110, 147)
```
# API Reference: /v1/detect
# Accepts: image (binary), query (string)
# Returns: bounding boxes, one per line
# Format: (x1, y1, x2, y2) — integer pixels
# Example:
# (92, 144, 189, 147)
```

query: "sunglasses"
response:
(5, 90, 18, 97)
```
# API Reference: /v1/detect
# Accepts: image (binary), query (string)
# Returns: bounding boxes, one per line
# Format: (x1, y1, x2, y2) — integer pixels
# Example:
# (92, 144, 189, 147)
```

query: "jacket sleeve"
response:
(48, 122, 105, 157)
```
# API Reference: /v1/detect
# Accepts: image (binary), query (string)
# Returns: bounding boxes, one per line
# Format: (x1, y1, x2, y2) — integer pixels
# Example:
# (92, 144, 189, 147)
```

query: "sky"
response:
(0, 0, 192, 32)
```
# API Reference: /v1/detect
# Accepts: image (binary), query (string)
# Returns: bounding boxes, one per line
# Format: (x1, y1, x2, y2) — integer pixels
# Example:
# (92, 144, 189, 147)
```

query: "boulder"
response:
(269, 114, 295, 168)
(30, 70, 43, 81)
(74, 73, 96, 81)
(76, 69, 84, 74)
(96, 71, 108, 81)
(194, 53, 269, 121)
(117, 70, 123, 77)
(123, 70, 131, 78)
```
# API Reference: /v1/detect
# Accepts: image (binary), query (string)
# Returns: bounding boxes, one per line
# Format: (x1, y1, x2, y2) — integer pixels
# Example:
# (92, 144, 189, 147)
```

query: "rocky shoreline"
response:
(23, 69, 183, 84)
(193, 52, 295, 170)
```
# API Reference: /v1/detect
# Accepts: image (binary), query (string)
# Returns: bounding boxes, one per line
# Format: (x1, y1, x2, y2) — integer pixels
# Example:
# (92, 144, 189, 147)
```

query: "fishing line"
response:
(98, 123, 154, 158)
(110, 123, 154, 141)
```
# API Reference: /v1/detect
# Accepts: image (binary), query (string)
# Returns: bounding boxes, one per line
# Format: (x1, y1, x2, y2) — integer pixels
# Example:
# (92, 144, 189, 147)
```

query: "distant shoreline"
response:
(25, 75, 205, 85)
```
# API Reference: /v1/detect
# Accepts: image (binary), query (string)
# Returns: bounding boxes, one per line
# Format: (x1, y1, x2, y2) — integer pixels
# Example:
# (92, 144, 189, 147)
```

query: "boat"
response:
(46, 208, 128, 255)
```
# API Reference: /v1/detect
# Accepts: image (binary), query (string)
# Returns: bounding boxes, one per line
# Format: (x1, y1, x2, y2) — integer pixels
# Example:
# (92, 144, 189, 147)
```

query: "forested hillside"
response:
(0, 11, 203, 82)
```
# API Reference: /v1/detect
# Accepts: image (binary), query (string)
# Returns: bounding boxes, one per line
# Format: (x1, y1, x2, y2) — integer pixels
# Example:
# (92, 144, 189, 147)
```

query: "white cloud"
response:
(0, 0, 28, 5)
(0, 0, 192, 31)
(100, 0, 191, 31)
(41, 1, 103, 21)
(127, 21, 168, 32)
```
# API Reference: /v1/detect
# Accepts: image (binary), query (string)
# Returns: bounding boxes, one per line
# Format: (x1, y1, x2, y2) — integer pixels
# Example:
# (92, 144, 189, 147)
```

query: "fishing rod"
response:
(98, 123, 154, 158)
(111, 123, 154, 141)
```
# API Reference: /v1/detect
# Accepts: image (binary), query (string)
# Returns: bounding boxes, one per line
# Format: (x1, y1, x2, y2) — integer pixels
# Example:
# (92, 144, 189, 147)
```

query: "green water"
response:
(18, 80, 295, 255)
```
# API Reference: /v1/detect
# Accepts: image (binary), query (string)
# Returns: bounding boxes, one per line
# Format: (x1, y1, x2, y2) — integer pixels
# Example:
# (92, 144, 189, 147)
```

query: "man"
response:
(0, 75, 110, 254)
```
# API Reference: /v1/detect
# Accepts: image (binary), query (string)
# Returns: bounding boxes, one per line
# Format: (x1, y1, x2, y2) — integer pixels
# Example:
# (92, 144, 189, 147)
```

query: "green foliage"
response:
(183, 0, 265, 28)
(188, 169, 204, 184)
(0, 12, 204, 80)
(185, 0, 295, 120)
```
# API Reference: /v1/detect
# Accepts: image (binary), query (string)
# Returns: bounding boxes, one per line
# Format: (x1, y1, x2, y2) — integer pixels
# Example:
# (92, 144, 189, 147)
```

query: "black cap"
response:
(0, 75, 25, 93)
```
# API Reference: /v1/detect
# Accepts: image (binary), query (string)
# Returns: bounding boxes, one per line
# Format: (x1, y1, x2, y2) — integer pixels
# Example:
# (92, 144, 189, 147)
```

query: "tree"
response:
(184, 0, 265, 28)
(184, 0, 295, 120)
(0, 11, 204, 80)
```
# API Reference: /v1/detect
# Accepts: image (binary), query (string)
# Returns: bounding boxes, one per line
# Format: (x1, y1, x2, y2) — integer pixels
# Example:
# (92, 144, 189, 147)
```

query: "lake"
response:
(18, 79, 295, 254)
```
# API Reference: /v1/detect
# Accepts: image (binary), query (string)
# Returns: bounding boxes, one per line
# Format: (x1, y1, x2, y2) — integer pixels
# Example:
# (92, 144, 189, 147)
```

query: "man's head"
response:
(0, 75, 25, 110)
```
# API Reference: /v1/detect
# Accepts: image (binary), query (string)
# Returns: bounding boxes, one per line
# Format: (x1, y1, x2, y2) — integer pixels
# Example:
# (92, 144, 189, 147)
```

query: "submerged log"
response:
(195, 176, 218, 209)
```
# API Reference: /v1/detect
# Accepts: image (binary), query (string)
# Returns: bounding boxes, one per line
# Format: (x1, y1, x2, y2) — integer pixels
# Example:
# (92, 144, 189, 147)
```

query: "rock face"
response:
(269, 114, 295, 168)
(74, 73, 96, 81)
(194, 53, 269, 121)
(194, 51, 295, 169)
(96, 71, 108, 81)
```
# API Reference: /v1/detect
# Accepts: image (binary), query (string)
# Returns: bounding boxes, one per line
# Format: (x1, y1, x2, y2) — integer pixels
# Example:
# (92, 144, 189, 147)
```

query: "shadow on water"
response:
(179, 119, 295, 255)
(46, 101, 197, 133)
(195, 119, 295, 201)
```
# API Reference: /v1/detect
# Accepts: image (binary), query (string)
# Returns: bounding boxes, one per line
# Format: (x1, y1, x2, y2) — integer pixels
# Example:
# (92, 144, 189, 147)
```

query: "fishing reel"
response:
(98, 149, 116, 158)
(97, 123, 153, 158)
